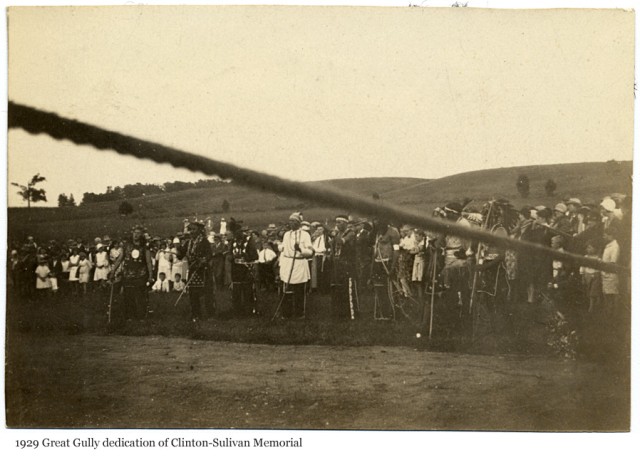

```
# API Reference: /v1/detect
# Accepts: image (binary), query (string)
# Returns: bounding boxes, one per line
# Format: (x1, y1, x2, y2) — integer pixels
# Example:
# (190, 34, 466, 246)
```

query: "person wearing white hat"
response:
(93, 243, 111, 287)
(600, 196, 623, 230)
(277, 212, 314, 318)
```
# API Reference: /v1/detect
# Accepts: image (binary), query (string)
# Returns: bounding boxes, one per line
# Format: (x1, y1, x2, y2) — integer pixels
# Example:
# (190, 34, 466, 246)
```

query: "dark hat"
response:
(188, 221, 205, 228)
(536, 208, 552, 219)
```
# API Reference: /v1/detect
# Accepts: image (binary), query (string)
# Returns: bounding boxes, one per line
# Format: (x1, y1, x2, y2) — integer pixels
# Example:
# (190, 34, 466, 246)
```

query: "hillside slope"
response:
(8, 161, 631, 242)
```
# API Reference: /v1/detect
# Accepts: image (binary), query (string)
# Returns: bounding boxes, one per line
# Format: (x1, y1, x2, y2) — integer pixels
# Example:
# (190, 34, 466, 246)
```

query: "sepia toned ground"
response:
(5, 288, 629, 431)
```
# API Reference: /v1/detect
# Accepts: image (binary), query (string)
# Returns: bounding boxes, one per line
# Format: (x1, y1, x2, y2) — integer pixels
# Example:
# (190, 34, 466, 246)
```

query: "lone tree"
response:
(222, 199, 230, 213)
(516, 174, 530, 198)
(545, 179, 557, 197)
(11, 173, 47, 208)
(119, 200, 134, 216)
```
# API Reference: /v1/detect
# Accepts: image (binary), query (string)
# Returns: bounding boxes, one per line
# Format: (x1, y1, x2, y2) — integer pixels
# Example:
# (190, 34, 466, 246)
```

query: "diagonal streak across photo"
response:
(7, 100, 629, 275)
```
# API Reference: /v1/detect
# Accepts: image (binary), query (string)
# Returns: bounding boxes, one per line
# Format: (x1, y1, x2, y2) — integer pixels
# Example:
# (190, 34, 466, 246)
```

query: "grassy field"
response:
(5, 285, 630, 429)
(7, 160, 631, 243)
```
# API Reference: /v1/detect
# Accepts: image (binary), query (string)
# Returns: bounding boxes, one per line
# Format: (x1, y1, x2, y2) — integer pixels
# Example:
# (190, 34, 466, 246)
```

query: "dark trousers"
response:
(189, 287, 206, 320)
(282, 282, 306, 318)
(232, 282, 255, 317)
(123, 279, 147, 320)
(331, 277, 358, 320)
(372, 261, 393, 319)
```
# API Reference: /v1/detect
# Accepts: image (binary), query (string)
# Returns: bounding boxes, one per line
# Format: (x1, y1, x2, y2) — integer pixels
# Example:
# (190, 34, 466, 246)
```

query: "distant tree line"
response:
(57, 193, 77, 207)
(80, 179, 227, 205)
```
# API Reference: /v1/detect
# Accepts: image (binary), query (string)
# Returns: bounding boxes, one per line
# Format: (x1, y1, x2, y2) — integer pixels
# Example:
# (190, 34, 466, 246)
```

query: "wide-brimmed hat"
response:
(289, 212, 303, 223)
(554, 203, 568, 213)
(566, 198, 582, 206)
(600, 197, 616, 212)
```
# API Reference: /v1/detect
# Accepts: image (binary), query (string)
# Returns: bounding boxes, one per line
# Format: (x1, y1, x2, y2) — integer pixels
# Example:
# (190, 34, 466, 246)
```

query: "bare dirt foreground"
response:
(6, 333, 628, 431)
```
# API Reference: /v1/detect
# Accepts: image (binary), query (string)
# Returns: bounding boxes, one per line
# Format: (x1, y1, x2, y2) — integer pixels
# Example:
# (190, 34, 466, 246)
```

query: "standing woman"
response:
(77, 252, 93, 295)
(156, 240, 174, 284)
(68, 247, 80, 296)
(601, 225, 621, 317)
(93, 244, 110, 288)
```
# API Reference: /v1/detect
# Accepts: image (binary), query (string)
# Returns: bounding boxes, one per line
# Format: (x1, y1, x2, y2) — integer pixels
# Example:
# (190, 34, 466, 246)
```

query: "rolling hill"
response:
(7, 161, 632, 243)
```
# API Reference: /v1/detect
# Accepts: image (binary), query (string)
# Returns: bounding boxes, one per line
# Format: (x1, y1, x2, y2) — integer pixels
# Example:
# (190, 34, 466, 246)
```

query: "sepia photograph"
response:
(3, 0, 635, 449)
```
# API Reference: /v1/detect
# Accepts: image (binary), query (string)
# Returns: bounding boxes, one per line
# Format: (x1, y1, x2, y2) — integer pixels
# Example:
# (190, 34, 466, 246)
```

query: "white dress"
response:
(156, 249, 173, 281)
(68, 254, 80, 281)
(171, 248, 187, 281)
(35, 265, 51, 289)
(602, 240, 620, 295)
(93, 251, 110, 281)
(278, 229, 313, 285)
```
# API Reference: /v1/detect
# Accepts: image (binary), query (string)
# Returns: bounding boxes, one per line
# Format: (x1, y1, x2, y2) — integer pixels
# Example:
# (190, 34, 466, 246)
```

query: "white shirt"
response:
(278, 229, 313, 285)
(258, 247, 277, 263)
(152, 279, 171, 292)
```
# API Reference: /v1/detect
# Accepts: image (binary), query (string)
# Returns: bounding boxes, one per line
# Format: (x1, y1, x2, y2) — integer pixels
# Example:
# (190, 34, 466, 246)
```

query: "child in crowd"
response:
(35, 258, 51, 297)
(68, 248, 80, 295)
(93, 244, 110, 288)
(173, 273, 186, 292)
(77, 252, 92, 295)
(152, 272, 171, 293)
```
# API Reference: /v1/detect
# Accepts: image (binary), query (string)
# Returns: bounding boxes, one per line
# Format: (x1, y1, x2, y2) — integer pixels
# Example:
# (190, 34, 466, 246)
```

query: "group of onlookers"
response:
(7, 192, 631, 331)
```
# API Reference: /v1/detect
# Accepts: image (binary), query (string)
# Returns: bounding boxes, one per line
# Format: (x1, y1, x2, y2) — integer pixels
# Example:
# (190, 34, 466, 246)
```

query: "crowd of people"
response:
(7, 192, 631, 334)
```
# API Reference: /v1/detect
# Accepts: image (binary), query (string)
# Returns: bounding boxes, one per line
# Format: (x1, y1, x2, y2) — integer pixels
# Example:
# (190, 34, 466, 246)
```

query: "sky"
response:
(6, 3, 635, 208)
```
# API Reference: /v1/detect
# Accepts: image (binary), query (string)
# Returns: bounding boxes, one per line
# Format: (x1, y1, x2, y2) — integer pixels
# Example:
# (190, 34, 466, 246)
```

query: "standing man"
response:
(110, 225, 154, 322)
(211, 233, 227, 290)
(371, 219, 401, 319)
(229, 221, 259, 317)
(310, 222, 328, 293)
(355, 220, 374, 289)
(181, 221, 213, 322)
(330, 215, 359, 319)
(278, 212, 314, 319)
